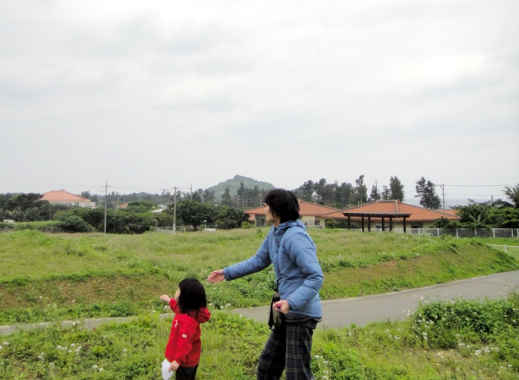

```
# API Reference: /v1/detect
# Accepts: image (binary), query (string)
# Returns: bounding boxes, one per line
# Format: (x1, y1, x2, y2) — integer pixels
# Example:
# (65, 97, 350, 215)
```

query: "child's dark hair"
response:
(178, 278, 207, 313)
(264, 189, 300, 223)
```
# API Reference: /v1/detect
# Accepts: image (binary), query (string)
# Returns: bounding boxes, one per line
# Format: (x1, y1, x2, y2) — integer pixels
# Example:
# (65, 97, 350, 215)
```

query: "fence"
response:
(153, 225, 218, 233)
(406, 227, 519, 239)
(487, 244, 519, 258)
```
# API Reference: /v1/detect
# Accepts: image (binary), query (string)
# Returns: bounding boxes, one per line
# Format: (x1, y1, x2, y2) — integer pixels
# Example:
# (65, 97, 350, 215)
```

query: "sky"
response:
(1, 0, 518, 205)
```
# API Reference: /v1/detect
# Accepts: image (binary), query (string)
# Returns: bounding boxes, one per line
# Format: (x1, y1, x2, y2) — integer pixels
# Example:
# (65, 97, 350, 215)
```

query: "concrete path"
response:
(2, 270, 518, 335)
(231, 270, 519, 329)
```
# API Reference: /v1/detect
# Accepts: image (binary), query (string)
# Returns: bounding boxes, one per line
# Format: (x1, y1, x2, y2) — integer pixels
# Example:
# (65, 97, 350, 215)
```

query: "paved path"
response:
(2, 271, 518, 335)
(231, 270, 519, 329)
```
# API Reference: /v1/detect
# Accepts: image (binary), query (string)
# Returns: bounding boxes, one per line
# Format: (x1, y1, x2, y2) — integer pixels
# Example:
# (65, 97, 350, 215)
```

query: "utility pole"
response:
(172, 187, 177, 233)
(104, 181, 108, 234)
(441, 184, 445, 209)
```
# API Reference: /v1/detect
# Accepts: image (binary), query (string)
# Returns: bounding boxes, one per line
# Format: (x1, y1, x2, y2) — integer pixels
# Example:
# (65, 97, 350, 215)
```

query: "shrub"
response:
(56, 209, 153, 234)
(58, 216, 94, 233)
(411, 296, 519, 348)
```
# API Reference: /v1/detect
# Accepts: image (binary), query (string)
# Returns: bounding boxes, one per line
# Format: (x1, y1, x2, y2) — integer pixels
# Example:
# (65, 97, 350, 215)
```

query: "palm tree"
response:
(504, 185, 519, 208)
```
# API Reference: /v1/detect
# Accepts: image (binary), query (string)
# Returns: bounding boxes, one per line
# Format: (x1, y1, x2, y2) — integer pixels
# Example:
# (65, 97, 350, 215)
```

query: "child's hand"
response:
(273, 300, 290, 314)
(169, 360, 179, 372)
(160, 295, 171, 303)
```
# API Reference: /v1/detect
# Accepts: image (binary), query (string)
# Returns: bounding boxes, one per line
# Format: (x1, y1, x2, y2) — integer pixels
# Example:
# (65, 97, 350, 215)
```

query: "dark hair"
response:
(264, 189, 300, 223)
(178, 278, 207, 313)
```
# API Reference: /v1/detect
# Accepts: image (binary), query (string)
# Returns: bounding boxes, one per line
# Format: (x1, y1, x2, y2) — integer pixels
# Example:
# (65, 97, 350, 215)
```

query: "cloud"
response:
(1, 0, 517, 201)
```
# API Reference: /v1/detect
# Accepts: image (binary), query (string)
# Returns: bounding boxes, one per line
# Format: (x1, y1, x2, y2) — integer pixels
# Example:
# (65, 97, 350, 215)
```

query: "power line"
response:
(434, 184, 514, 188)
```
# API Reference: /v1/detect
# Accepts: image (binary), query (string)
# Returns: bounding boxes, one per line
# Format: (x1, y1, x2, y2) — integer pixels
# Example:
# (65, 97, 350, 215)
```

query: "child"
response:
(160, 278, 211, 380)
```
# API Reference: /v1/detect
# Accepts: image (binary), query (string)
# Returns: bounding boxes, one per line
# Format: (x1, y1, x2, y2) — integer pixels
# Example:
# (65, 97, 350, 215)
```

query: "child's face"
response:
(174, 288, 180, 301)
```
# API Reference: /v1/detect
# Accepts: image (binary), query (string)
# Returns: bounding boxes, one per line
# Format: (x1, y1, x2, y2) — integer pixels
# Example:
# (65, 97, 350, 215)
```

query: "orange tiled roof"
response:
(245, 200, 346, 219)
(344, 200, 459, 222)
(41, 190, 91, 203)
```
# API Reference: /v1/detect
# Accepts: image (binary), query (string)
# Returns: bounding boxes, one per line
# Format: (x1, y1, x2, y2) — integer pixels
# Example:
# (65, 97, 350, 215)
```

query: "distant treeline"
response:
(1, 181, 517, 230)
(81, 175, 405, 211)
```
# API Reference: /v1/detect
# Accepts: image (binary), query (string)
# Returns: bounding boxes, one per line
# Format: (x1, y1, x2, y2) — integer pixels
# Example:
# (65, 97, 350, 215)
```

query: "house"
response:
(245, 200, 346, 227)
(41, 190, 96, 208)
(343, 200, 459, 232)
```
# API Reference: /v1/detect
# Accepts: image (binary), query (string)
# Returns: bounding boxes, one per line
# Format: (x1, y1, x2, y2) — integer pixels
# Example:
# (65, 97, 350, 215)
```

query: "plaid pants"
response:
(257, 319, 317, 380)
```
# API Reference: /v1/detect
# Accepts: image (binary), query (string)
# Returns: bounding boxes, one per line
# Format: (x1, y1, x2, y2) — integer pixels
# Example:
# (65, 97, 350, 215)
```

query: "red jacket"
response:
(164, 299, 211, 367)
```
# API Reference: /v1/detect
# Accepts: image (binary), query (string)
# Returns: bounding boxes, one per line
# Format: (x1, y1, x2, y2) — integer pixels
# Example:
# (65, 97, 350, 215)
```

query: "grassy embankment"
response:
(0, 228, 517, 324)
(1, 295, 518, 379)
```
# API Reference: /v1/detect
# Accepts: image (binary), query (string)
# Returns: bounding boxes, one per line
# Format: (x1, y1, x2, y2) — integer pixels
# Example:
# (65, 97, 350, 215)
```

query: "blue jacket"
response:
(224, 220, 323, 319)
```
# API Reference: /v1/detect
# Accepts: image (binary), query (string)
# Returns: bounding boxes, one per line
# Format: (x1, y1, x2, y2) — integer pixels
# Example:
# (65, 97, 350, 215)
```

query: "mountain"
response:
(208, 175, 275, 200)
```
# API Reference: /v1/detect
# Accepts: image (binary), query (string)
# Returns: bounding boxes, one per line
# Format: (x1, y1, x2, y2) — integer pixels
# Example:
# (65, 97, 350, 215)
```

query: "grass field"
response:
(1, 228, 518, 379)
(1, 295, 518, 379)
(0, 228, 518, 324)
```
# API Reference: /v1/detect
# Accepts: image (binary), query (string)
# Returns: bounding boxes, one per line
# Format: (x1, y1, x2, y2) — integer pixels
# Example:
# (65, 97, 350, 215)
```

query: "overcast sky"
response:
(1, 0, 518, 204)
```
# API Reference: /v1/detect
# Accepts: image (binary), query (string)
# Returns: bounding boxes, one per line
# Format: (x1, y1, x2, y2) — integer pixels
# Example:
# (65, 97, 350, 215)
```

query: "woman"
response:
(208, 189, 323, 380)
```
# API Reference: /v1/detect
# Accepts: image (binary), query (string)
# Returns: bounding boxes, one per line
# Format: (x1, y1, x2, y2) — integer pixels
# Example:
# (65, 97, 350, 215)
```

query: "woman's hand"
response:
(207, 269, 225, 283)
(273, 300, 290, 314)
(169, 360, 179, 372)
(160, 294, 171, 303)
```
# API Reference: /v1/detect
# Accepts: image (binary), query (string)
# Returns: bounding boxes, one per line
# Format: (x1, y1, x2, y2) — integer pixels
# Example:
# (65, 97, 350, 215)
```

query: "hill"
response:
(207, 175, 275, 200)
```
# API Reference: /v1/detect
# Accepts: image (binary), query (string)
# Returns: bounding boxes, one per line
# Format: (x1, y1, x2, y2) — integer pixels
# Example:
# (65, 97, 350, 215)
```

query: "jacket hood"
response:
(274, 219, 306, 234)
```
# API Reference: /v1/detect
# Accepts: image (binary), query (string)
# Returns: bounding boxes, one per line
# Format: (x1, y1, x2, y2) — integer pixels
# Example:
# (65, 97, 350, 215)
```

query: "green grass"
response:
(466, 237, 519, 246)
(1, 295, 518, 379)
(0, 229, 518, 323)
(1, 228, 518, 378)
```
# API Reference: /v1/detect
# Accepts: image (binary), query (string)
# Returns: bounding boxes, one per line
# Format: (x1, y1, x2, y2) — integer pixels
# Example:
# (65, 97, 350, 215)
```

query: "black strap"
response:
(268, 292, 281, 330)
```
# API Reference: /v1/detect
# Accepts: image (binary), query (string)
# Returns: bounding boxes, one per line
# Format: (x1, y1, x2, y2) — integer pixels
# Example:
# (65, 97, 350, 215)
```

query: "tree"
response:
(203, 189, 215, 204)
(352, 175, 368, 205)
(191, 189, 203, 203)
(457, 202, 490, 229)
(389, 176, 405, 201)
(177, 200, 215, 230)
(80, 191, 92, 200)
(382, 186, 391, 200)
(214, 206, 247, 229)
(369, 184, 380, 201)
(415, 177, 441, 209)
(504, 185, 519, 208)
(337, 182, 353, 208)
(300, 180, 314, 202)
(222, 188, 233, 207)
